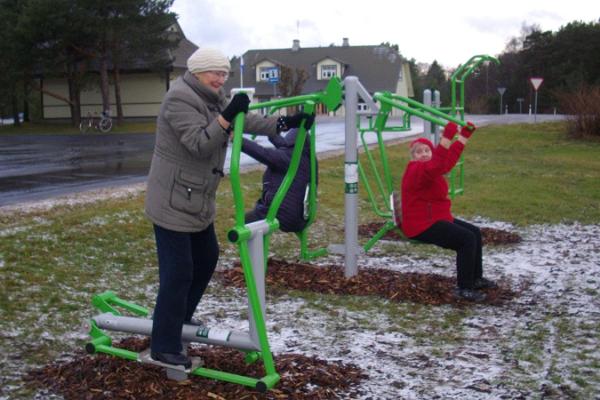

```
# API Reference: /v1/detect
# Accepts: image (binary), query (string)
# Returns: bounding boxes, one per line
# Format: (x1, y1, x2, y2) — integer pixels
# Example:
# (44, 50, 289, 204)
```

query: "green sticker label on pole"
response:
(344, 162, 358, 194)
(345, 183, 358, 194)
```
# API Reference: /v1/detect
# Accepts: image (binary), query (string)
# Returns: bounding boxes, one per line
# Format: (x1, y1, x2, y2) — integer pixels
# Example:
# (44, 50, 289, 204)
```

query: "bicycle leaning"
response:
(79, 111, 113, 134)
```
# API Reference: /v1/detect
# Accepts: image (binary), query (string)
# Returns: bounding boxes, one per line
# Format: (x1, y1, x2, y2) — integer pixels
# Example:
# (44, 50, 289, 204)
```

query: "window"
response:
(398, 67, 403, 82)
(321, 64, 337, 79)
(357, 103, 370, 112)
(259, 67, 278, 81)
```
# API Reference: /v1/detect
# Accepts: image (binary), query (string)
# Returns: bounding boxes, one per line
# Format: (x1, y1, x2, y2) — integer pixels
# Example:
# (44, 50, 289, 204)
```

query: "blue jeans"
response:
(412, 218, 483, 289)
(150, 223, 219, 353)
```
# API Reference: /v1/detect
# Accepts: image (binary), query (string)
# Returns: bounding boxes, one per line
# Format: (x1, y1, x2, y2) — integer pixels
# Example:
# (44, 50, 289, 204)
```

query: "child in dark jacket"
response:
(400, 121, 496, 302)
(241, 125, 316, 233)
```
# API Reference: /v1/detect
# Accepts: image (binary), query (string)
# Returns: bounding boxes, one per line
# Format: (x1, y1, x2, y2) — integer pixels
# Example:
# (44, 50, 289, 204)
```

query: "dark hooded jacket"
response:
(241, 128, 316, 233)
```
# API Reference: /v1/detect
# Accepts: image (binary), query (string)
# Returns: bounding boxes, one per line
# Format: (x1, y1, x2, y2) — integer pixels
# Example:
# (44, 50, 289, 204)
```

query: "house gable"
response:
(225, 40, 413, 104)
(255, 59, 279, 82)
(316, 58, 343, 80)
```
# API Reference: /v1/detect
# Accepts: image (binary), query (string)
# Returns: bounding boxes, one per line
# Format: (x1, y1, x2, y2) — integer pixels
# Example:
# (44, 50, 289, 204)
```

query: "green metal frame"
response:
(239, 78, 343, 261)
(86, 292, 273, 389)
(446, 54, 500, 199)
(223, 78, 342, 389)
(450, 54, 500, 120)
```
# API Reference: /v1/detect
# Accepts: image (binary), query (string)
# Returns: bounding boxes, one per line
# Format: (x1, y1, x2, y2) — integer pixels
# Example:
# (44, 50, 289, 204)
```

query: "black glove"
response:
(221, 93, 250, 122)
(277, 112, 315, 132)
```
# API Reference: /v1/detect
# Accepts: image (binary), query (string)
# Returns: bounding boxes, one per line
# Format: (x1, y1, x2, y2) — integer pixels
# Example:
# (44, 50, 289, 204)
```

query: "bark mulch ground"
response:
(222, 259, 518, 306)
(25, 225, 521, 399)
(358, 222, 523, 245)
(26, 337, 366, 400)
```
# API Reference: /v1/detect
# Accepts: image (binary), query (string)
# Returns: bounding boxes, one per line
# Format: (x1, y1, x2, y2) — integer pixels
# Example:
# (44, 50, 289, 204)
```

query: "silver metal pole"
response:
(92, 313, 259, 352)
(534, 91, 538, 123)
(343, 76, 360, 278)
(433, 90, 441, 145)
(423, 89, 432, 142)
(245, 220, 269, 348)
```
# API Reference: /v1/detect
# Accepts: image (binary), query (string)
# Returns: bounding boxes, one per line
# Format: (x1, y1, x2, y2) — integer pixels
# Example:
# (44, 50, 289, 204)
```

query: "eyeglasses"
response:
(207, 70, 229, 80)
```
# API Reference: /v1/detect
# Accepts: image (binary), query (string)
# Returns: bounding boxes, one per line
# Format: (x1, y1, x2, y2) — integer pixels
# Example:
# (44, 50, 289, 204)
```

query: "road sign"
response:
(264, 67, 279, 84)
(497, 87, 506, 114)
(530, 77, 543, 91)
(529, 77, 543, 123)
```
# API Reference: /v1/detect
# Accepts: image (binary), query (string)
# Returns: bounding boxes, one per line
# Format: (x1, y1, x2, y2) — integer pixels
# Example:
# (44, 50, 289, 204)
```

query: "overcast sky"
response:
(172, 0, 599, 69)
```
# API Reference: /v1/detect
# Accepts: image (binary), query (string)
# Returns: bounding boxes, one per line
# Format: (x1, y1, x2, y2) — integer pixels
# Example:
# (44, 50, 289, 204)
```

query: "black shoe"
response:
(473, 277, 498, 290)
(151, 351, 192, 368)
(454, 287, 487, 302)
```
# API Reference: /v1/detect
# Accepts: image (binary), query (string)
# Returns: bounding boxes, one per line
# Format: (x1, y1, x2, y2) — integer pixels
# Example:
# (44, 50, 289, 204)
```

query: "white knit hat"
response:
(187, 47, 230, 74)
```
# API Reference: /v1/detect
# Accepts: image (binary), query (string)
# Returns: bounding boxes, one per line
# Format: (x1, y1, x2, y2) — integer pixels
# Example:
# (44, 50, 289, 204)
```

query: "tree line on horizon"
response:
(0, 1, 598, 130)
(407, 20, 600, 117)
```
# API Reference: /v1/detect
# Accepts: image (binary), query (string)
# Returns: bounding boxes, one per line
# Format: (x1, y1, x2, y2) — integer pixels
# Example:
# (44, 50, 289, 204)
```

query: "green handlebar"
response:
(374, 92, 467, 127)
(228, 78, 342, 235)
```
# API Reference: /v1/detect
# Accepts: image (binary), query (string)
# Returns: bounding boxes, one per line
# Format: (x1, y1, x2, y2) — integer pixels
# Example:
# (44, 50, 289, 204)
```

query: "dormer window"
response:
(321, 64, 337, 79)
(259, 67, 279, 81)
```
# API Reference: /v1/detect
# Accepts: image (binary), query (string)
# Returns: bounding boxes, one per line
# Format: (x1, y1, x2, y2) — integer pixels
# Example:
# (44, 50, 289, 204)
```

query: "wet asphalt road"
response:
(0, 133, 155, 206)
(0, 114, 566, 207)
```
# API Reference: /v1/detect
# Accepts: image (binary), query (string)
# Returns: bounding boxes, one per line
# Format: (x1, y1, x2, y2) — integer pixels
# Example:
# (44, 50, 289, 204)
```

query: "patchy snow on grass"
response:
(2, 188, 599, 399)
(0, 183, 146, 216)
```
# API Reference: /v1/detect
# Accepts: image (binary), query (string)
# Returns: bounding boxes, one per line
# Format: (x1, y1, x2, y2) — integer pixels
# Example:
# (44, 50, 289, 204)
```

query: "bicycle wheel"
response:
(98, 117, 113, 133)
(79, 119, 91, 134)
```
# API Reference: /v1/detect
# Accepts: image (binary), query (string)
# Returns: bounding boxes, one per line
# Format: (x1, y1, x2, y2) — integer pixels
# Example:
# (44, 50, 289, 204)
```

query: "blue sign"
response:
(265, 67, 279, 83)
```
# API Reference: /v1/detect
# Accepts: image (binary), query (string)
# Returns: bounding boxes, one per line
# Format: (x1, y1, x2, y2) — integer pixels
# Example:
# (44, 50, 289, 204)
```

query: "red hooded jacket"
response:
(400, 139, 465, 238)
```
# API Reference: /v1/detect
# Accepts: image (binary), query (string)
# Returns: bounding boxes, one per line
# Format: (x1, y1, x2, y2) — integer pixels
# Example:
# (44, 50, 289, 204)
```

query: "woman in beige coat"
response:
(145, 47, 309, 367)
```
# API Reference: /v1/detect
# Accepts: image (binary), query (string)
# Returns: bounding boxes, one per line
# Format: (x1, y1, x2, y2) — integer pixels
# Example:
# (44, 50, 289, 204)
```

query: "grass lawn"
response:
(1, 121, 599, 398)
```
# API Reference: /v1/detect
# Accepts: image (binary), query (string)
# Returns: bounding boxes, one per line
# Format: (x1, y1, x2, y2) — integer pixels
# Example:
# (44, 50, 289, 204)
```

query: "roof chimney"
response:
(292, 39, 300, 51)
(342, 37, 349, 47)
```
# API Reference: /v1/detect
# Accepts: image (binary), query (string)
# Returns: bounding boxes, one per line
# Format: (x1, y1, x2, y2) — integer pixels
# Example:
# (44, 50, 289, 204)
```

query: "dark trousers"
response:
(151, 223, 219, 353)
(413, 218, 483, 289)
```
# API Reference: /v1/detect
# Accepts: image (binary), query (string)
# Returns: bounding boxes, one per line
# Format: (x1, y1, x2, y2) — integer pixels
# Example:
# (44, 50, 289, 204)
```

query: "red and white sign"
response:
(530, 77, 544, 91)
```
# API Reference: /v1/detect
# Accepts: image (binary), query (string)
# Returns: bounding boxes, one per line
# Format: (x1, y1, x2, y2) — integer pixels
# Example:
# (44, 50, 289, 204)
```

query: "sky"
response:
(172, 0, 599, 69)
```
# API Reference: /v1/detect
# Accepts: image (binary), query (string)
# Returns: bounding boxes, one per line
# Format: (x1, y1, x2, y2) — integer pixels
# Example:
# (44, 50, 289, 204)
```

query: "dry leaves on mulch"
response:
(222, 259, 518, 306)
(358, 222, 522, 245)
(26, 337, 366, 400)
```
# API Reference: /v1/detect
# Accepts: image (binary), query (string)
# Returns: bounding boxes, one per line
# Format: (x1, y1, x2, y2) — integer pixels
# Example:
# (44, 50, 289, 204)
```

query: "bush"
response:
(557, 84, 600, 138)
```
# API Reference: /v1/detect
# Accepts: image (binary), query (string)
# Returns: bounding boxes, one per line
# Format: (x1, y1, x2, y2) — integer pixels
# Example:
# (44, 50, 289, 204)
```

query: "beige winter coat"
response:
(145, 71, 277, 232)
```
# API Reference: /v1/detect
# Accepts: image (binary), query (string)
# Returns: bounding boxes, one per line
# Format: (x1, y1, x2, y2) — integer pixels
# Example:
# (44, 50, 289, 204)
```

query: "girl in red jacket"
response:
(400, 122, 496, 302)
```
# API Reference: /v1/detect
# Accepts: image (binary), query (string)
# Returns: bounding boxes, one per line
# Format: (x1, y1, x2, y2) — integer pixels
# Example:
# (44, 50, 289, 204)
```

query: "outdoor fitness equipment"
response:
(443, 55, 500, 198)
(359, 91, 469, 252)
(336, 76, 475, 277)
(449, 54, 500, 121)
(255, 78, 343, 260)
(85, 78, 343, 392)
(349, 55, 500, 259)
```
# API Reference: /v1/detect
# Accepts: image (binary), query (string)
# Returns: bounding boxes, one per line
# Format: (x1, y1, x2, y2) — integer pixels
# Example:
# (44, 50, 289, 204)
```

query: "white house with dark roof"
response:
(224, 38, 414, 116)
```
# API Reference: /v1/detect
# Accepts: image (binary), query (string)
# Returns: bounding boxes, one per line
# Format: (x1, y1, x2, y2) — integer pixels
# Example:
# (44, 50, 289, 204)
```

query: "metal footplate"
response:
(138, 349, 203, 381)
